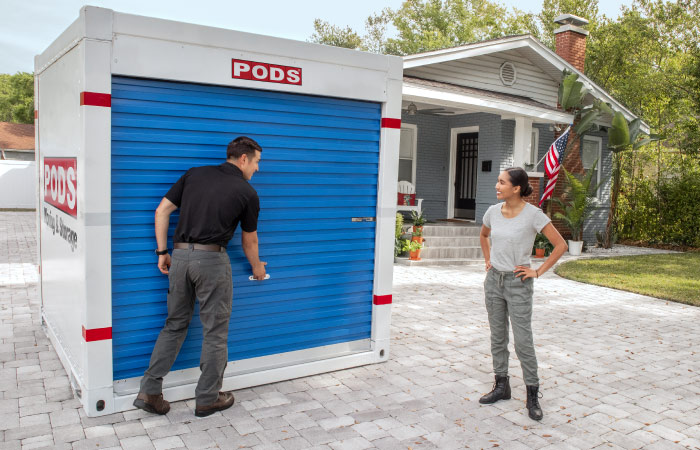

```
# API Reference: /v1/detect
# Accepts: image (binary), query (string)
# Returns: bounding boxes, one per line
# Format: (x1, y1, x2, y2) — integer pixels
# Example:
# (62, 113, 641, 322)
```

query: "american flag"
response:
(539, 126, 572, 207)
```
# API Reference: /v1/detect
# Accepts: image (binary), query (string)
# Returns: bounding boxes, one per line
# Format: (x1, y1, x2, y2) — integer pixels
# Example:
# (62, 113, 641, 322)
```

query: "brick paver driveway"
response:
(1, 211, 699, 449)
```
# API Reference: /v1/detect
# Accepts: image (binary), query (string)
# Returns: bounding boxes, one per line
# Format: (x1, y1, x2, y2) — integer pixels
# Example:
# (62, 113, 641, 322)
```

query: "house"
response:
(0, 122, 36, 209)
(0, 122, 35, 160)
(398, 15, 645, 244)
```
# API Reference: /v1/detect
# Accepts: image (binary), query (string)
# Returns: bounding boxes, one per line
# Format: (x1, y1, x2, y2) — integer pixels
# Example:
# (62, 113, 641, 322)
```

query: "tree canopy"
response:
(0, 72, 34, 124)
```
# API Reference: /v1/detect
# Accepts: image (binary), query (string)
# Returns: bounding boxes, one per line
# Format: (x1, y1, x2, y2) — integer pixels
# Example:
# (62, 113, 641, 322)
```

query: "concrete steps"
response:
(396, 223, 484, 266)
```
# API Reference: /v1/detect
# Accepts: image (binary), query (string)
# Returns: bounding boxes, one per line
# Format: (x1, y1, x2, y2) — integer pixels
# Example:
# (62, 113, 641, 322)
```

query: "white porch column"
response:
(513, 117, 533, 168)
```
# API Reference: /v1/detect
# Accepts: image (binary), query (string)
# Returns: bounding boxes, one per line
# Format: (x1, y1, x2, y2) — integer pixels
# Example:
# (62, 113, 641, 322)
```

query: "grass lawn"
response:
(555, 253, 700, 306)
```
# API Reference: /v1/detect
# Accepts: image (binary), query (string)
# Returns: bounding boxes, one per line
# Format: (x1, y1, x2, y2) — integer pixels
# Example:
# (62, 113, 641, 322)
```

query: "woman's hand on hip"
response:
(485, 260, 492, 272)
(514, 265, 537, 281)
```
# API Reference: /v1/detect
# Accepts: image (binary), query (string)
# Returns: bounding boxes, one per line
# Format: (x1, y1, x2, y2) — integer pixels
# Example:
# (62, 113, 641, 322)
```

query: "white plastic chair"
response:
(396, 181, 423, 214)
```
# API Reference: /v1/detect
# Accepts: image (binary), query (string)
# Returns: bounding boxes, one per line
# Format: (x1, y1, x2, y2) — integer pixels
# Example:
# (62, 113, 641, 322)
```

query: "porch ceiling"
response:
(403, 76, 573, 124)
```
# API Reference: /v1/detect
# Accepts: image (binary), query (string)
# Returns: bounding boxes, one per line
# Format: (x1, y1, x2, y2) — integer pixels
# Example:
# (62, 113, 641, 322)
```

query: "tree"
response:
(0, 72, 34, 124)
(385, 0, 538, 55)
(605, 113, 661, 248)
(536, 0, 602, 49)
(309, 19, 363, 49)
(310, 0, 539, 56)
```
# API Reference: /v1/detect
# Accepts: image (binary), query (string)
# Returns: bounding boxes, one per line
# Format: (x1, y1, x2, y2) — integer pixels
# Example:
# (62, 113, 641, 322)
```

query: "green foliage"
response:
(585, 0, 700, 157)
(618, 162, 700, 247)
(394, 213, 405, 256)
(556, 70, 609, 137)
(384, 0, 538, 55)
(309, 19, 363, 49)
(411, 210, 426, 227)
(537, 0, 601, 49)
(553, 163, 600, 241)
(559, 71, 589, 112)
(311, 0, 539, 56)
(0, 72, 34, 124)
(533, 233, 554, 255)
(608, 112, 631, 150)
(407, 240, 423, 252)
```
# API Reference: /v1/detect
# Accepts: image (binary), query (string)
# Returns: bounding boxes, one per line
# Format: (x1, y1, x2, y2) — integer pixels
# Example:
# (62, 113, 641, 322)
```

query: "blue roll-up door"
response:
(111, 77, 380, 381)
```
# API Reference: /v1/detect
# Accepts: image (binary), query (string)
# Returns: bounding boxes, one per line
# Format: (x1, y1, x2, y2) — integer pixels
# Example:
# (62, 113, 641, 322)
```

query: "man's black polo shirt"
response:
(165, 162, 259, 248)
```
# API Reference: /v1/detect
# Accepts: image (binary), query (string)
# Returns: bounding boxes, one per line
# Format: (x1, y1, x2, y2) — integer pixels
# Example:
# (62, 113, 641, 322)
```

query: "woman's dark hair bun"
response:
(505, 167, 533, 197)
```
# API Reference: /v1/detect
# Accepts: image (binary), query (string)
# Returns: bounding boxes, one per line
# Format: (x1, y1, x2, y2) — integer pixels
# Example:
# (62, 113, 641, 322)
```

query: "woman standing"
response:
(478, 167, 567, 421)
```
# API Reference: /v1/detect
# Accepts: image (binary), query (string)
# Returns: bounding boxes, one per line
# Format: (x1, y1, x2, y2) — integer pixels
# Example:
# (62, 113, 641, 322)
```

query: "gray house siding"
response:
(401, 113, 450, 220)
(581, 129, 612, 244)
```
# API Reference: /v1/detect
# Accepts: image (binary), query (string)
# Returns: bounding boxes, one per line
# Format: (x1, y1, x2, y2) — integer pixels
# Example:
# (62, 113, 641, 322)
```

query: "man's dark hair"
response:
(227, 136, 262, 160)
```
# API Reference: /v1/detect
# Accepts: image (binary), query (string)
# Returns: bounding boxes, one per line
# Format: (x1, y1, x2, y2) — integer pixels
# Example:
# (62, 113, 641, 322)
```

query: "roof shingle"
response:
(0, 122, 35, 150)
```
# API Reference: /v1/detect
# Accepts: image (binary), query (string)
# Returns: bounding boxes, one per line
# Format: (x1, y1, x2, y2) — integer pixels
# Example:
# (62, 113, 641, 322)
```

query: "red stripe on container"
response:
(381, 118, 401, 129)
(80, 92, 111, 107)
(373, 294, 392, 305)
(82, 326, 112, 342)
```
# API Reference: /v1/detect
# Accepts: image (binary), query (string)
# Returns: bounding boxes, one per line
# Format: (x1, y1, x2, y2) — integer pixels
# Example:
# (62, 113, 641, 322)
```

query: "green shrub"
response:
(618, 168, 700, 247)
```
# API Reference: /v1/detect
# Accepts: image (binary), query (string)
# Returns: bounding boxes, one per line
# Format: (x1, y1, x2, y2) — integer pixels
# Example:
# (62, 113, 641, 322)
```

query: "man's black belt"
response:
(173, 243, 224, 252)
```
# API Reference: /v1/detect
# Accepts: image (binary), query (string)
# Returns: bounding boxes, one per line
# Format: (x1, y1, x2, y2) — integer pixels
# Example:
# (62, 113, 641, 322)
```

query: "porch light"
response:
(406, 102, 418, 115)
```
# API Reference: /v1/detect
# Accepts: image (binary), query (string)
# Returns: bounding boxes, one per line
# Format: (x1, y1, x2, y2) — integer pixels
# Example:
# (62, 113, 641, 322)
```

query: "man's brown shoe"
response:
(133, 392, 170, 415)
(195, 392, 235, 417)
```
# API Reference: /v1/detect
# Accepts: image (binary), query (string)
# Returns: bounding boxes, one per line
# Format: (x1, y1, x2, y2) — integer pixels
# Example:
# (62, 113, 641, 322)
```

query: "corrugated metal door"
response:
(111, 77, 380, 381)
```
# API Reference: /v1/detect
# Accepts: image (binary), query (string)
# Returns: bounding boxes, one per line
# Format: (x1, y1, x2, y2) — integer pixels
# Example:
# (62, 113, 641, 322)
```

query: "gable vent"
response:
(499, 61, 517, 86)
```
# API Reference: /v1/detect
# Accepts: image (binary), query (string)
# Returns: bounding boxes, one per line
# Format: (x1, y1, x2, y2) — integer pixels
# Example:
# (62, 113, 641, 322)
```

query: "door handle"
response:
(249, 274, 271, 281)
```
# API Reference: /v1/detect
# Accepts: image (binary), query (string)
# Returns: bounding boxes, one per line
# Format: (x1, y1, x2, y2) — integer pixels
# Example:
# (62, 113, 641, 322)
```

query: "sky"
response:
(1, 0, 630, 74)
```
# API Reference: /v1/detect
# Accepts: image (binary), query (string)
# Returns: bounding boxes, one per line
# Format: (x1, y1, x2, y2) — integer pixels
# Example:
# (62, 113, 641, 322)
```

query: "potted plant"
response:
(411, 227, 424, 244)
(553, 162, 601, 256)
(533, 233, 553, 258)
(411, 210, 426, 233)
(407, 240, 423, 261)
(534, 240, 546, 258)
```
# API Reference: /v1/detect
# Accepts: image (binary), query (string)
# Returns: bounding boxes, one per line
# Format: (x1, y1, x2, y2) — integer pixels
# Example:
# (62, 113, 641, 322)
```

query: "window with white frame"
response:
(398, 126, 417, 184)
(582, 136, 603, 198)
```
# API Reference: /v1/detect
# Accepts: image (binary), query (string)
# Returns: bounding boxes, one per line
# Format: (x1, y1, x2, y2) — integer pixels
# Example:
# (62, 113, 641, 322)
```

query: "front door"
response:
(454, 132, 478, 219)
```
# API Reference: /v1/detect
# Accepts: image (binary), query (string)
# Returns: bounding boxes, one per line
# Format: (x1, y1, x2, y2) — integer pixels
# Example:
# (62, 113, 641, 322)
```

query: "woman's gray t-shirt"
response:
(483, 202, 551, 272)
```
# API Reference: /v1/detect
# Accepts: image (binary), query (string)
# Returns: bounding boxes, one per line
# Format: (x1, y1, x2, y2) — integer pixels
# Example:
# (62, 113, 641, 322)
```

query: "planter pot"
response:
(535, 248, 545, 258)
(409, 249, 421, 261)
(411, 236, 424, 244)
(412, 226, 423, 234)
(568, 240, 584, 256)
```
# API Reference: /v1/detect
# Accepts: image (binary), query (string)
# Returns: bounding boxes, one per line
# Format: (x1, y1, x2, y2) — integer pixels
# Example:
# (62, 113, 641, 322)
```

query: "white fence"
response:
(0, 160, 36, 209)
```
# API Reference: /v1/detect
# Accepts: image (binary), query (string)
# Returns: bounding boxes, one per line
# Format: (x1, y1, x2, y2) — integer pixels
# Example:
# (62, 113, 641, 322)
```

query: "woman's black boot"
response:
(526, 385, 543, 421)
(479, 375, 511, 404)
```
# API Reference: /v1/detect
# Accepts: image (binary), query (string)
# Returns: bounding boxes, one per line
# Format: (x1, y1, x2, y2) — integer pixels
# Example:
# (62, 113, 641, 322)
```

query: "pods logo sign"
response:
(232, 59, 302, 85)
(44, 158, 77, 217)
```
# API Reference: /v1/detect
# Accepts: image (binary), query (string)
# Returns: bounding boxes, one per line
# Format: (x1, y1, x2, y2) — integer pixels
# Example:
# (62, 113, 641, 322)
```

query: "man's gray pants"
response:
(140, 247, 232, 406)
(484, 267, 539, 386)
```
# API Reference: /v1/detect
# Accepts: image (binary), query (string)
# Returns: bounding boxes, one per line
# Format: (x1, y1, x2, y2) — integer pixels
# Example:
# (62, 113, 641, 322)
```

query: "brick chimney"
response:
(554, 14, 589, 73)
